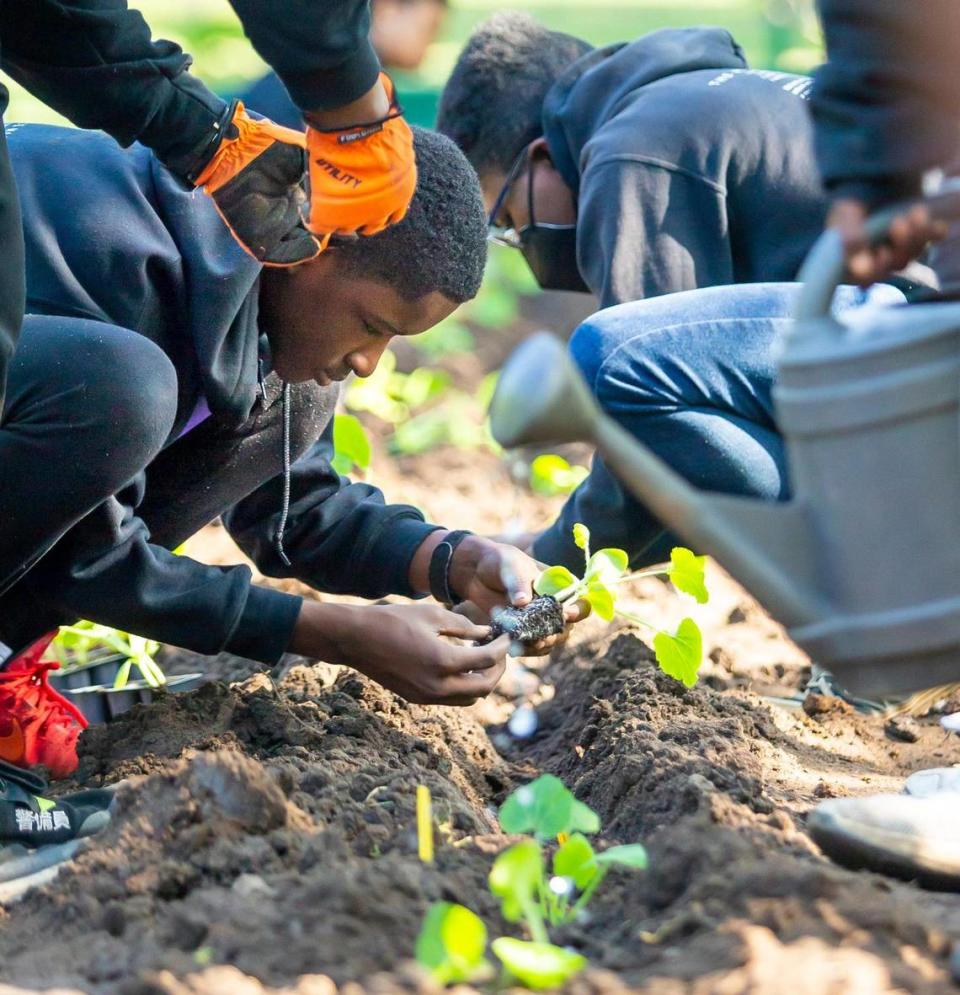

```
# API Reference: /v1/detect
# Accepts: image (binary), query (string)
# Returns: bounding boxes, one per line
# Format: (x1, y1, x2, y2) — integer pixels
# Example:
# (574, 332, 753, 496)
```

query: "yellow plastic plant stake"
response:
(417, 784, 434, 863)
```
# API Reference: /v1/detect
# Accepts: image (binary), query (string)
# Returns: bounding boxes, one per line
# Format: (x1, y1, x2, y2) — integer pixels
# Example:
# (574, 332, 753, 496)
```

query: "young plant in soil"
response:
(47, 621, 166, 689)
(416, 775, 647, 991)
(331, 413, 373, 478)
(527, 454, 589, 497)
(492, 523, 708, 688)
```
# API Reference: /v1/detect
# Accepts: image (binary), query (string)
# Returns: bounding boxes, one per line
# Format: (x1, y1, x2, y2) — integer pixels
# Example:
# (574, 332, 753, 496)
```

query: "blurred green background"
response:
(5, 0, 821, 127)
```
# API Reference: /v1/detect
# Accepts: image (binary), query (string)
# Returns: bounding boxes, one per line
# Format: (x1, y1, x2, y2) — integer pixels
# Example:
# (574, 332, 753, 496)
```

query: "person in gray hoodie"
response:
(438, 12, 829, 308)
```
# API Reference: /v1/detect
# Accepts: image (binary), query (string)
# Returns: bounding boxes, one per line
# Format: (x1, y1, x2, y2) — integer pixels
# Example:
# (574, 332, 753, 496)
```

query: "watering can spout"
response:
(490, 333, 825, 630)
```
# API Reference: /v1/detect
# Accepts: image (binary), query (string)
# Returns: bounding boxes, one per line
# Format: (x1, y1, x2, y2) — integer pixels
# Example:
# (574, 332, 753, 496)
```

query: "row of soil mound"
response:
(1, 619, 958, 994)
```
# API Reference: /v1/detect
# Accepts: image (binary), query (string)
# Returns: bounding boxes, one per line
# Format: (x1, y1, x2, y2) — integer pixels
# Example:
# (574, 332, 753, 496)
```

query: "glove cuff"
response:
(304, 73, 404, 138)
(169, 99, 241, 188)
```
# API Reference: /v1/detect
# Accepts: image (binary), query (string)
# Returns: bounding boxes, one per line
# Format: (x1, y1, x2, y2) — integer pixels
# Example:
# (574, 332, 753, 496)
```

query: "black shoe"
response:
(0, 760, 111, 903)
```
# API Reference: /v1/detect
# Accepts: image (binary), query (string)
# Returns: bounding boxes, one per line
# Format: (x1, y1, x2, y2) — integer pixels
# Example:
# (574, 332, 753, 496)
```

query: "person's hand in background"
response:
(828, 198, 948, 287)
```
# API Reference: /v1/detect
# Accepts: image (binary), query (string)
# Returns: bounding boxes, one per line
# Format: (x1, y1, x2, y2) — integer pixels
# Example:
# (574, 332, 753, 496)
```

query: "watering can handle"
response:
(794, 177, 960, 322)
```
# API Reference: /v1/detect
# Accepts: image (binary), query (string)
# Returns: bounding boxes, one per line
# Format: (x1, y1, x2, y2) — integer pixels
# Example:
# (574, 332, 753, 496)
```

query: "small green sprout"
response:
(416, 902, 491, 985)
(390, 374, 501, 457)
(50, 622, 165, 689)
(493, 778, 647, 932)
(498, 774, 599, 841)
(331, 413, 372, 477)
(534, 523, 708, 687)
(414, 775, 646, 990)
(528, 454, 590, 497)
(345, 351, 450, 425)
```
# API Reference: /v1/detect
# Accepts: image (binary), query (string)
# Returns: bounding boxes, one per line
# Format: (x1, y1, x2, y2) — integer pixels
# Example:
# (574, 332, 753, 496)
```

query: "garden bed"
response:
(1, 562, 959, 994)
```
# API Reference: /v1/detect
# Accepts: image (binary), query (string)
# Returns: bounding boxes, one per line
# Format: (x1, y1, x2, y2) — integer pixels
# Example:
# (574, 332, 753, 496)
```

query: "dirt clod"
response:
(885, 714, 922, 743)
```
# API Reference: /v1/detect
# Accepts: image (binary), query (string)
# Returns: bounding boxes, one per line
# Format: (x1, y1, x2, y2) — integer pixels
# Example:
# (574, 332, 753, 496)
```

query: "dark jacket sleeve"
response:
(578, 158, 733, 308)
(222, 425, 440, 600)
(226, 0, 381, 112)
(12, 481, 304, 666)
(811, 0, 960, 207)
(0, 0, 228, 174)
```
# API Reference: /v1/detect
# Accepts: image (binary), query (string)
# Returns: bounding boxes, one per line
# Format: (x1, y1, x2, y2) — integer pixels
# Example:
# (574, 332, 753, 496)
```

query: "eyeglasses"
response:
(486, 147, 530, 249)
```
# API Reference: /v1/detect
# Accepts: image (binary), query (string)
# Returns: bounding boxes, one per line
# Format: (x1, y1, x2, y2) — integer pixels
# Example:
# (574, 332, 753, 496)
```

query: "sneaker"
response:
(0, 631, 88, 778)
(905, 767, 960, 798)
(0, 759, 112, 904)
(809, 793, 960, 889)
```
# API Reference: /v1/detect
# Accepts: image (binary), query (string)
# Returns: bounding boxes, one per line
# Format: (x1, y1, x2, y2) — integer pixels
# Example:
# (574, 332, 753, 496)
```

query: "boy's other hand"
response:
(448, 536, 588, 655)
(289, 602, 509, 706)
(829, 198, 947, 287)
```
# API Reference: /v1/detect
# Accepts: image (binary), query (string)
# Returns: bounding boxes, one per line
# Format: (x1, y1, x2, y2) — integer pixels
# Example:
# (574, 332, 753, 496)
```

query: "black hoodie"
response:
(541, 27, 829, 308)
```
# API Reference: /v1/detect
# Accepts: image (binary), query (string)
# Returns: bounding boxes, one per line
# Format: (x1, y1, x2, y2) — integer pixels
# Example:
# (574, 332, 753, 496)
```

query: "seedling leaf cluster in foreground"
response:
(416, 775, 647, 990)
(535, 523, 709, 687)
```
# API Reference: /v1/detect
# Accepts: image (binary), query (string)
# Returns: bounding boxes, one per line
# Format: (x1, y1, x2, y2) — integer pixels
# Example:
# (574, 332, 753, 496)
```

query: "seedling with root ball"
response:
(491, 522, 708, 688)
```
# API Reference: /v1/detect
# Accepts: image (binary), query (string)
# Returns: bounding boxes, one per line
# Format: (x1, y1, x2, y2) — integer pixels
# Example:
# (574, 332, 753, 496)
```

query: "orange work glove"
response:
(194, 100, 328, 267)
(305, 74, 417, 237)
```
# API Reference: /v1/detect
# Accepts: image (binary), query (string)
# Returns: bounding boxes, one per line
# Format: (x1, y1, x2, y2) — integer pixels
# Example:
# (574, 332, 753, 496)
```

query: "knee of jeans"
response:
(568, 317, 609, 391)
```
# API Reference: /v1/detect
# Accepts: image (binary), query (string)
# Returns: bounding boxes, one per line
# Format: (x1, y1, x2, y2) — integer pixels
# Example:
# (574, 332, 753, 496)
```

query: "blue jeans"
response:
(532, 282, 904, 571)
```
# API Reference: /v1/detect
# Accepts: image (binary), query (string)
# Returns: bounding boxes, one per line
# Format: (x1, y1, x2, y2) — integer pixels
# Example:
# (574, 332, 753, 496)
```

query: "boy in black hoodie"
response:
(0, 124, 576, 787)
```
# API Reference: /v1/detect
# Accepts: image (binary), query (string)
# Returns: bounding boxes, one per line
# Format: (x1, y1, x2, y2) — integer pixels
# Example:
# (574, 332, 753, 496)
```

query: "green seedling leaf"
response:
(332, 413, 372, 476)
(475, 371, 500, 412)
(668, 547, 709, 604)
(553, 833, 598, 889)
(500, 775, 571, 839)
(492, 938, 587, 990)
(399, 367, 450, 408)
(585, 548, 629, 587)
(534, 565, 577, 600)
(569, 799, 601, 835)
(489, 839, 544, 928)
(653, 618, 703, 688)
(584, 583, 615, 622)
(595, 843, 648, 870)
(499, 775, 600, 839)
(572, 523, 590, 552)
(112, 658, 132, 690)
(416, 902, 490, 985)
(528, 455, 589, 497)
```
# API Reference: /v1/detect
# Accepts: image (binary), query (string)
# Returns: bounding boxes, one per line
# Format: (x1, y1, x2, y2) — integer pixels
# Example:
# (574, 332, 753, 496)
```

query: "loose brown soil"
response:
(3, 293, 960, 993)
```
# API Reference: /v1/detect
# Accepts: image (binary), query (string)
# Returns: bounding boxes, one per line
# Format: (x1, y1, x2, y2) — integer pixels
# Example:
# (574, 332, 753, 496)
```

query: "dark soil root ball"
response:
(488, 596, 565, 644)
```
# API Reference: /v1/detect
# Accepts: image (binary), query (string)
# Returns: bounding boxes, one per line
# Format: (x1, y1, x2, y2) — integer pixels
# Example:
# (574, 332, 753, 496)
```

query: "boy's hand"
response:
(829, 198, 947, 286)
(447, 536, 588, 655)
(192, 101, 326, 267)
(289, 602, 509, 706)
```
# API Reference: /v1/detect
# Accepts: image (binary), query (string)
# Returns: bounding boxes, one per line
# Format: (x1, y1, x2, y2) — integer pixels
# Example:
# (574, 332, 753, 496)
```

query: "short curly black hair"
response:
(332, 127, 487, 303)
(437, 12, 592, 177)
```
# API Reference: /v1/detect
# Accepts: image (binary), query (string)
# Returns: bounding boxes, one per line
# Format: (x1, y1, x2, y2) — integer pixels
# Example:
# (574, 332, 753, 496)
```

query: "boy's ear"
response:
(528, 136, 554, 165)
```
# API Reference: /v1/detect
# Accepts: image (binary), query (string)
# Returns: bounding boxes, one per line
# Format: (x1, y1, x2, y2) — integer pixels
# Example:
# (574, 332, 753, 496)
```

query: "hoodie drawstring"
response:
(275, 381, 292, 567)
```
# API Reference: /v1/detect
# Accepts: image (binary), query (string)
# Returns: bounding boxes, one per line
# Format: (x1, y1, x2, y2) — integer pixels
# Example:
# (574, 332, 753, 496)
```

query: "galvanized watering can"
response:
(489, 187, 960, 697)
